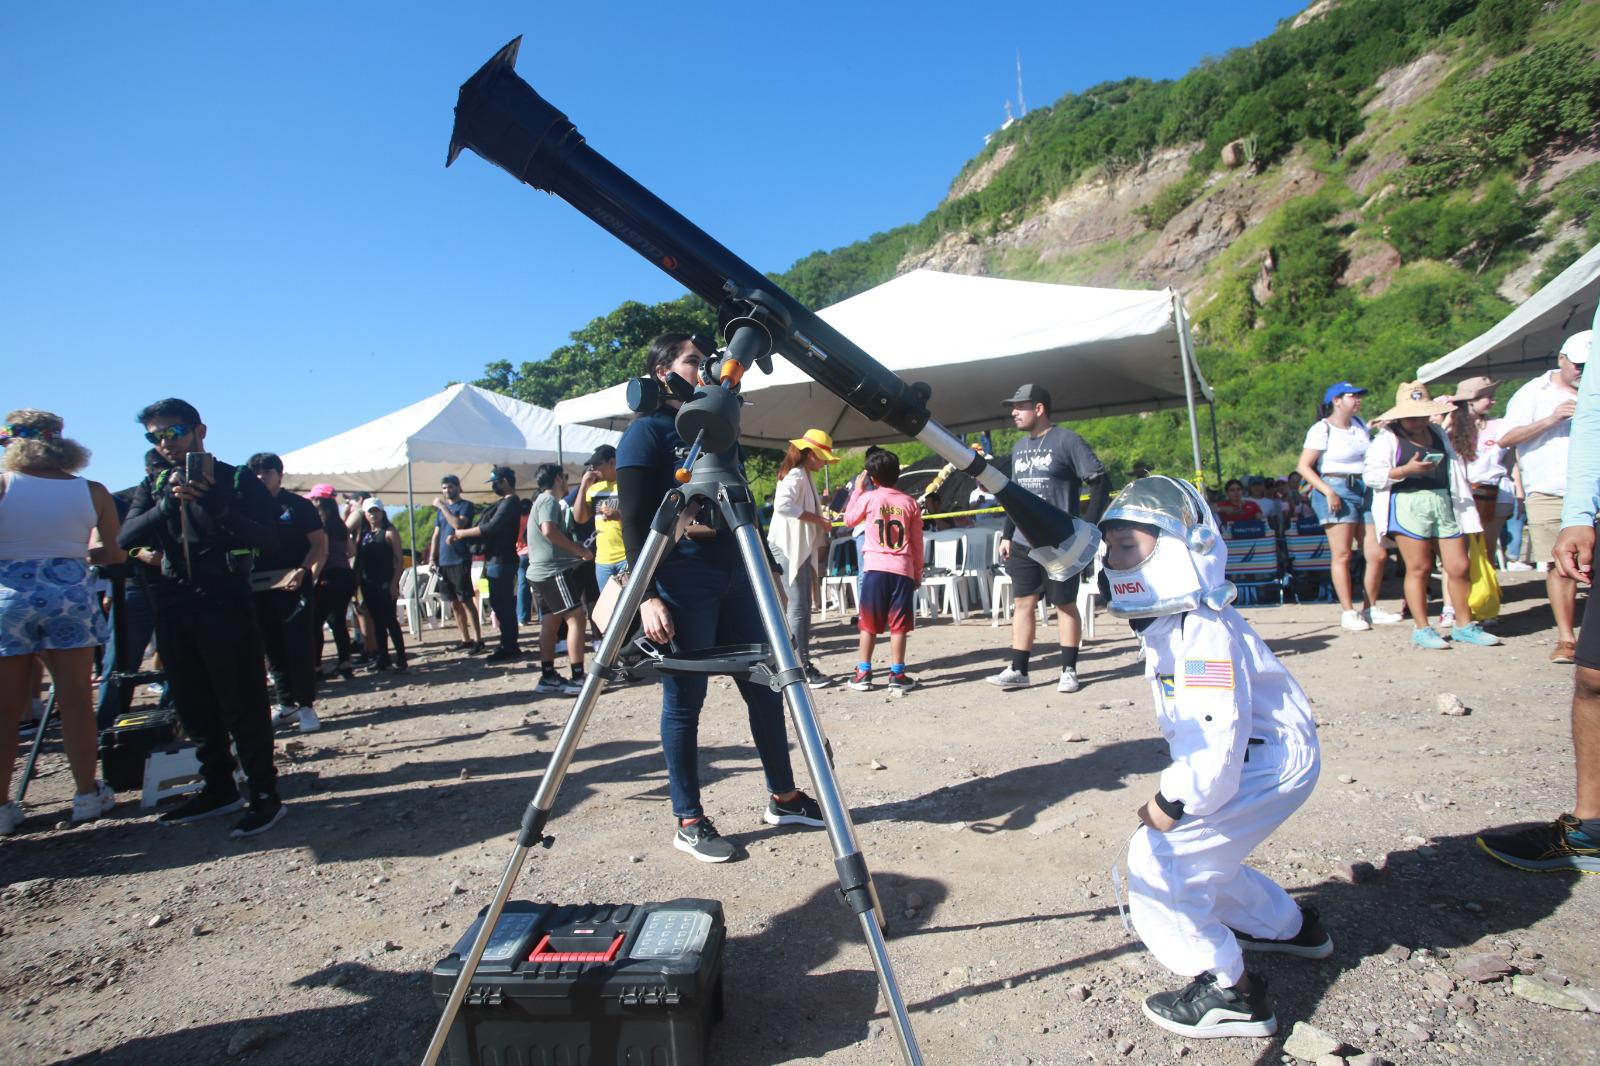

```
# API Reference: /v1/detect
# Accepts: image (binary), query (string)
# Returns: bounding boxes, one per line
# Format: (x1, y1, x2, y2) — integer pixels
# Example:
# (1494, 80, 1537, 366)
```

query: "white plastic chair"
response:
(917, 532, 968, 624)
(989, 535, 1049, 628)
(820, 537, 858, 619)
(958, 528, 994, 618)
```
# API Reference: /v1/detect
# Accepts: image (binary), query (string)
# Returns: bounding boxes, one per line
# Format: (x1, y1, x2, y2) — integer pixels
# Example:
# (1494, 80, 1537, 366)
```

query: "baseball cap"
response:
(1321, 382, 1368, 406)
(362, 497, 386, 512)
(1001, 384, 1051, 409)
(307, 483, 335, 499)
(487, 465, 515, 483)
(585, 444, 617, 467)
(1561, 329, 1593, 364)
(440, 474, 461, 486)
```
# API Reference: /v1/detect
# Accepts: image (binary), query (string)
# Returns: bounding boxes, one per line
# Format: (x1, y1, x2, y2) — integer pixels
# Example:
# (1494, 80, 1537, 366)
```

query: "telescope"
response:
(445, 37, 1101, 580)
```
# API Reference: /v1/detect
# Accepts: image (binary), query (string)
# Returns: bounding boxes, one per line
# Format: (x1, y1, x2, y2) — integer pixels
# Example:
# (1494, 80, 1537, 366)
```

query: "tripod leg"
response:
(727, 519, 925, 1066)
(15, 686, 58, 805)
(421, 493, 685, 1066)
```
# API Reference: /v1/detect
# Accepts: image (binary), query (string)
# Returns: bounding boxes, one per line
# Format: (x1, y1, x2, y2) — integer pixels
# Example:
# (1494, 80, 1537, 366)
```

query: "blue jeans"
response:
(97, 582, 159, 729)
(594, 558, 627, 588)
(655, 553, 796, 820)
(484, 558, 520, 652)
(515, 554, 534, 624)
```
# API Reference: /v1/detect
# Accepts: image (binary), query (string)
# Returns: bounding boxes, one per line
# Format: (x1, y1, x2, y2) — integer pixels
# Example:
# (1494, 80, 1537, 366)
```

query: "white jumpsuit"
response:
(1125, 605, 1320, 987)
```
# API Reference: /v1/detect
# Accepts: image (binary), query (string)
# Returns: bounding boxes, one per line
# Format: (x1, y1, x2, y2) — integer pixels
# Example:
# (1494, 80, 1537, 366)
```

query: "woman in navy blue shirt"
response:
(616, 333, 824, 863)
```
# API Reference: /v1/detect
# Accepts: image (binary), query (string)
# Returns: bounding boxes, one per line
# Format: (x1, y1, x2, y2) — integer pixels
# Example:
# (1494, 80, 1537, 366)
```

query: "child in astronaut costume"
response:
(1099, 477, 1329, 1039)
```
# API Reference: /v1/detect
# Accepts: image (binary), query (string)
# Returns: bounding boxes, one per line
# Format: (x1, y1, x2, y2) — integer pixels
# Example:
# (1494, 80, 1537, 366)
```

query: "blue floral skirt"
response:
(0, 557, 108, 657)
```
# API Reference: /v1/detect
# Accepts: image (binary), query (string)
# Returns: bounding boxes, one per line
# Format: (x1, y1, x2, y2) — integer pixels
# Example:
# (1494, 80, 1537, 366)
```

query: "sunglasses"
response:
(144, 423, 195, 444)
(0, 425, 52, 445)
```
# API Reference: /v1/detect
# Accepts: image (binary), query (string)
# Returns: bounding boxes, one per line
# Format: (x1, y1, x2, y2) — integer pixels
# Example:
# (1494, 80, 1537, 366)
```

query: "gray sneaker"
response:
(673, 818, 735, 863)
(987, 666, 1030, 690)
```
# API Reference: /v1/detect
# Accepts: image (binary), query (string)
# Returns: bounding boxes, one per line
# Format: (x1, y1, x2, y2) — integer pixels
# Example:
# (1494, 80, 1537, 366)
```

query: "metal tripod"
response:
(423, 446, 925, 1066)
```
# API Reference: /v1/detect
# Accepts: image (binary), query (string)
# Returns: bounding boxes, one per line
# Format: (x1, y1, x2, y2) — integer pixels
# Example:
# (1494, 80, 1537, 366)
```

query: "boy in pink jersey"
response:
(842, 451, 924, 692)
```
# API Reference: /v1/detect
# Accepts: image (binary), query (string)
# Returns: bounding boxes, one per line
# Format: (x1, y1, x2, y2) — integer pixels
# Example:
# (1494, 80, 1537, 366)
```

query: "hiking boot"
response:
(1231, 905, 1333, 959)
(1365, 605, 1403, 625)
(69, 781, 116, 825)
(987, 666, 1031, 690)
(534, 673, 582, 696)
(0, 801, 22, 836)
(804, 663, 833, 689)
(888, 671, 918, 694)
(1552, 640, 1578, 665)
(230, 794, 287, 839)
(1410, 626, 1449, 650)
(765, 791, 825, 828)
(1451, 622, 1501, 647)
(1057, 668, 1081, 693)
(296, 706, 322, 733)
(673, 818, 735, 863)
(1141, 972, 1276, 1039)
(159, 788, 244, 826)
(848, 668, 873, 691)
(1477, 814, 1600, 874)
(1339, 609, 1371, 632)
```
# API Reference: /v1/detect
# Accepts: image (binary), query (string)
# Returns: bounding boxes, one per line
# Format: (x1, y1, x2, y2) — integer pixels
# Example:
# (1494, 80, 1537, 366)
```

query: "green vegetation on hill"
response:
(475, 0, 1600, 495)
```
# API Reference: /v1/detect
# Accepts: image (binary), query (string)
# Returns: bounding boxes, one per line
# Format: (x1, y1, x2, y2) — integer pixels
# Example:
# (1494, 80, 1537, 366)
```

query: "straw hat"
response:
(1374, 381, 1456, 423)
(1449, 376, 1498, 403)
(789, 428, 840, 463)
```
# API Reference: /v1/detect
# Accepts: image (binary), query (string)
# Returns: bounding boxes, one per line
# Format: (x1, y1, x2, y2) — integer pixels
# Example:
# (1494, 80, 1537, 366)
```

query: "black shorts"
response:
(435, 563, 474, 603)
(532, 571, 584, 617)
(1577, 585, 1600, 670)
(1004, 549, 1080, 608)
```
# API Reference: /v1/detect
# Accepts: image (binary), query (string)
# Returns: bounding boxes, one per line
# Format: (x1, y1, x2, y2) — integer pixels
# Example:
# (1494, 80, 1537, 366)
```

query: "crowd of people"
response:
(1, 315, 1595, 1043)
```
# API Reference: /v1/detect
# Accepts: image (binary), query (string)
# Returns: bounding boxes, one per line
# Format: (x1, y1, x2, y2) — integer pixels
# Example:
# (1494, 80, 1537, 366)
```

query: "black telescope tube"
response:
(447, 37, 930, 439)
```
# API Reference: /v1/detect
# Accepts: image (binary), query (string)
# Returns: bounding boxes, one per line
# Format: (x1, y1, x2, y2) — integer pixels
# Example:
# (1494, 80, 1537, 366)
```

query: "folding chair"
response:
(1224, 532, 1286, 606)
(1284, 529, 1334, 603)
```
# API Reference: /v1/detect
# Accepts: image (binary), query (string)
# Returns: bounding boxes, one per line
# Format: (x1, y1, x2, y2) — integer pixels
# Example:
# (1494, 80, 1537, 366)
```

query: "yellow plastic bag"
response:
(1467, 532, 1501, 621)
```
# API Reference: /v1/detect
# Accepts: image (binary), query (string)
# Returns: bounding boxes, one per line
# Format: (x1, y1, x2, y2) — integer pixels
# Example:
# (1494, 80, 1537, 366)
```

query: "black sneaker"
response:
(158, 788, 244, 826)
(764, 791, 826, 828)
(804, 663, 832, 689)
(1231, 905, 1333, 958)
(467, 641, 490, 655)
(365, 658, 390, 674)
(1142, 972, 1276, 1039)
(485, 648, 523, 663)
(673, 818, 735, 863)
(887, 672, 917, 693)
(230, 794, 287, 839)
(1478, 814, 1600, 874)
(391, 661, 409, 674)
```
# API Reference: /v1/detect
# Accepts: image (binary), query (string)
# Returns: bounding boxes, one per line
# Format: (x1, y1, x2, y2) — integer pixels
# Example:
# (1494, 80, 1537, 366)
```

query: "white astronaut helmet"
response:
(1097, 476, 1235, 619)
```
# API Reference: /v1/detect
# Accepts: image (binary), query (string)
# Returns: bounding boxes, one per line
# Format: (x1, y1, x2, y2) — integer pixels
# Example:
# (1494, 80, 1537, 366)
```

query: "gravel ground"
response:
(1, 570, 1596, 1065)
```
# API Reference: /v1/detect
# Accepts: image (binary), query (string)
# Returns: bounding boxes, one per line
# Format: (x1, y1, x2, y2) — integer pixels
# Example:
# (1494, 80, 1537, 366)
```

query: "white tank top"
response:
(0, 472, 97, 560)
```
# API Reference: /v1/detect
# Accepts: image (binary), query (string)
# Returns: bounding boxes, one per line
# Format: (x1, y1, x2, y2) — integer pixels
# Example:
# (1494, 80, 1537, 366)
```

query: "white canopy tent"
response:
(1419, 243, 1600, 385)
(281, 384, 619, 635)
(552, 270, 1214, 474)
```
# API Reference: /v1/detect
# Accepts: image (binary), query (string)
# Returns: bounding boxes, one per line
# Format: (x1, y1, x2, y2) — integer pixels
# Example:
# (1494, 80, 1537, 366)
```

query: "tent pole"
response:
(557, 426, 564, 468)
(1208, 401, 1223, 487)
(1173, 292, 1206, 487)
(405, 455, 422, 639)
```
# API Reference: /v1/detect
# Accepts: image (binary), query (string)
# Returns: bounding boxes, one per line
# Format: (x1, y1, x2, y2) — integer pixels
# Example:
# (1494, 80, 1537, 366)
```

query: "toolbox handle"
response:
(527, 933, 625, 964)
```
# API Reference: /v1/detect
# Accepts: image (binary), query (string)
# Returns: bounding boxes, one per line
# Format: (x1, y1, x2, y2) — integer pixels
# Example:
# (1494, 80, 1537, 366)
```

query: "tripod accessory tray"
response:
(430, 898, 725, 1066)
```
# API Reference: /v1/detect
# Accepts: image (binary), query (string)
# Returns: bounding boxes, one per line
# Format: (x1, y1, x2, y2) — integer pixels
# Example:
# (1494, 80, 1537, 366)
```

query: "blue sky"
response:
(2, 1, 1304, 489)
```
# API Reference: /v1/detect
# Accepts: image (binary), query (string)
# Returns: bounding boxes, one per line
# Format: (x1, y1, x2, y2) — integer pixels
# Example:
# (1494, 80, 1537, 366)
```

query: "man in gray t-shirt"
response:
(992, 384, 1108, 695)
(526, 464, 595, 695)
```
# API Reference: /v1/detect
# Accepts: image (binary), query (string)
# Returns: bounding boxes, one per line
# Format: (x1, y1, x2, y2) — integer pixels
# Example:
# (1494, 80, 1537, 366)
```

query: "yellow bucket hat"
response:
(789, 428, 840, 463)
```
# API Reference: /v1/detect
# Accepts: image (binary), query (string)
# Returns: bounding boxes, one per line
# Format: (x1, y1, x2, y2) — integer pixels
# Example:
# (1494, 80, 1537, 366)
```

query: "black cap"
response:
(439, 474, 461, 486)
(585, 444, 617, 467)
(487, 465, 515, 484)
(1001, 384, 1051, 410)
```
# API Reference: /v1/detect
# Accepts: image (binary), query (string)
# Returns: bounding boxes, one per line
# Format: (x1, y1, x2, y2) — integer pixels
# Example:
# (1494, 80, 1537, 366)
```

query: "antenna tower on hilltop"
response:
(1016, 49, 1027, 117)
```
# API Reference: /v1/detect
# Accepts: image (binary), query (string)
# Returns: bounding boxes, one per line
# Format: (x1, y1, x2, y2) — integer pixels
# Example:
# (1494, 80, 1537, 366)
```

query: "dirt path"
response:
(2, 571, 1596, 1065)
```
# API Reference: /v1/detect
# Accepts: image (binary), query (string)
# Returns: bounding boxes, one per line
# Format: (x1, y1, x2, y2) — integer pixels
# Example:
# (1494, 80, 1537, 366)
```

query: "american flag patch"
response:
(1183, 659, 1234, 689)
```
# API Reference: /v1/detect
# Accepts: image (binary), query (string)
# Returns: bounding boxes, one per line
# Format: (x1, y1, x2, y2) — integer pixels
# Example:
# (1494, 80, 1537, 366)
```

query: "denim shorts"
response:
(0, 557, 108, 657)
(1311, 475, 1373, 526)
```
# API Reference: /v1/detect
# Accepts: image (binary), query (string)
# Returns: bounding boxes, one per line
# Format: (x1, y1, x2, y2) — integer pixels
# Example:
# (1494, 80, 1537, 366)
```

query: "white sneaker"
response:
(1340, 610, 1371, 632)
(1365, 605, 1403, 626)
(273, 704, 298, 724)
(0, 801, 23, 836)
(1507, 561, 1534, 572)
(987, 667, 1031, 690)
(296, 706, 322, 733)
(1440, 607, 1456, 629)
(70, 782, 116, 825)
(1058, 669, 1082, 693)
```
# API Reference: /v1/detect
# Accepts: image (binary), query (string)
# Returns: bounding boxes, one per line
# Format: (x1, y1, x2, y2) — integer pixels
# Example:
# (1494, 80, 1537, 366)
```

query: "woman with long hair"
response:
(768, 429, 840, 688)
(309, 487, 357, 679)
(1448, 377, 1513, 570)
(1295, 382, 1399, 632)
(615, 332, 823, 863)
(0, 410, 125, 833)
(353, 498, 407, 672)
(1364, 382, 1498, 651)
